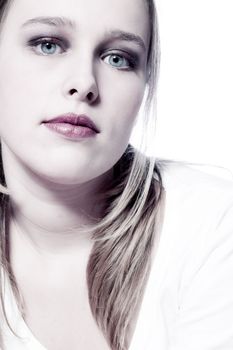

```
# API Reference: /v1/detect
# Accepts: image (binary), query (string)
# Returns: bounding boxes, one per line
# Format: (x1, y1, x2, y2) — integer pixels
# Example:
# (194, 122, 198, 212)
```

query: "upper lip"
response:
(43, 113, 100, 133)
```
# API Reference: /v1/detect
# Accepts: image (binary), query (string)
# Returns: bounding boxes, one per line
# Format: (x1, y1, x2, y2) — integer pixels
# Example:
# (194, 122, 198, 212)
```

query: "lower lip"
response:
(43, 122, 97, 139)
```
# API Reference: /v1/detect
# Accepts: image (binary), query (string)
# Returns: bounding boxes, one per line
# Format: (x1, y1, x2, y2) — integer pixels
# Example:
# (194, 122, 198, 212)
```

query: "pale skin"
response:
(0, 0, 150, 349)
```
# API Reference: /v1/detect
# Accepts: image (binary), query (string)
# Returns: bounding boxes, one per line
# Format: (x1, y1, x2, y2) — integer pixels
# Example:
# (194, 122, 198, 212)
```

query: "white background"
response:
(131, 0, 233, 179)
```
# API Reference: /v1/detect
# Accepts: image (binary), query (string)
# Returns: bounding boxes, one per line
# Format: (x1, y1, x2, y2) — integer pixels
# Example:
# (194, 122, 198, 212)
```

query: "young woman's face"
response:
(0, 0, 149, 185)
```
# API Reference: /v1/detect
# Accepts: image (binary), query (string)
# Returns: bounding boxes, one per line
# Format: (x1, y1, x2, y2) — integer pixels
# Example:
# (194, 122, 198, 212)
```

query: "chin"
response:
(28, 162, 111, 188)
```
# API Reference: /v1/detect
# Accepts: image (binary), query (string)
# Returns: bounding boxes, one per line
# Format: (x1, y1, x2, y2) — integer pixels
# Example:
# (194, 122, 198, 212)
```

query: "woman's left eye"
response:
(28, 38, 67, 55)
(102, 53, 138, 70)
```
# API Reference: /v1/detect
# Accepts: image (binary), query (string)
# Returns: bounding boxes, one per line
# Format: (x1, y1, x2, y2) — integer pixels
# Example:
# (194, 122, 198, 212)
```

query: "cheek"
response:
(105, 76, 146, 138)
(0, 64, 26, 136)
(0, 55, 50, 137)
(96, 77, 146, 170)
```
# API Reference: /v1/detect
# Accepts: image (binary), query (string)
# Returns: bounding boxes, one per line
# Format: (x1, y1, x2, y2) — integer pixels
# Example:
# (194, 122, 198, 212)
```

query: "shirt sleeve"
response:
(170, 202, 233, 350)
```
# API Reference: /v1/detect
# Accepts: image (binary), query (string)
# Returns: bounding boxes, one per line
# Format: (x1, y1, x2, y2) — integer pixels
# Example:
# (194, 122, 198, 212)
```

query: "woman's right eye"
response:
(27, 37, 68, 55)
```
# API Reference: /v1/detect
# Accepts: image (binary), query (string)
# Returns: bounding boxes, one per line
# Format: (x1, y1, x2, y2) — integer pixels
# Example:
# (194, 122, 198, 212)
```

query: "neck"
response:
(2, 147, 112, 258)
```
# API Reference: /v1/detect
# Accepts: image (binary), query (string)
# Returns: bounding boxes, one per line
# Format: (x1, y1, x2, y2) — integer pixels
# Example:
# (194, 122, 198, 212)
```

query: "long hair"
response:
(0, 1, 165, 350)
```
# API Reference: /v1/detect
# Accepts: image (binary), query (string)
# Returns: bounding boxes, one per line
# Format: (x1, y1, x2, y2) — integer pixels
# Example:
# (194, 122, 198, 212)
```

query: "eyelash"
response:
(27, 37, 139, 71)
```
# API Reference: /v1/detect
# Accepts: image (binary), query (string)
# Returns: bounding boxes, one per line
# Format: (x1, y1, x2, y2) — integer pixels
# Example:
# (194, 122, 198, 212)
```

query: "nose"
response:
(62, 61, 99, 104)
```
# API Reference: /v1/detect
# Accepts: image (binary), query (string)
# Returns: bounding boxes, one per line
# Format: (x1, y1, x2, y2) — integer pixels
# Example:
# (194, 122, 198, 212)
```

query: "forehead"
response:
(4, 0, 150, 47)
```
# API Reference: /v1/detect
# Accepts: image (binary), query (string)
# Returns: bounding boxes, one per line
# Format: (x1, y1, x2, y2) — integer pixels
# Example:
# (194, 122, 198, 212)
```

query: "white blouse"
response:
(1, 161, 233, 350)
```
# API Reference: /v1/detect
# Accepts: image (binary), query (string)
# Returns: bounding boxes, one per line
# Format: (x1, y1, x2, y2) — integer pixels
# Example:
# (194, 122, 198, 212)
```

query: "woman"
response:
(0, 0, 233, 350)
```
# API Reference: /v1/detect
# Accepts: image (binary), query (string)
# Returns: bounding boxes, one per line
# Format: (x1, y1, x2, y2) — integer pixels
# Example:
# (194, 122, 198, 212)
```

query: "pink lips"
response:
(43, 113, 100, 139)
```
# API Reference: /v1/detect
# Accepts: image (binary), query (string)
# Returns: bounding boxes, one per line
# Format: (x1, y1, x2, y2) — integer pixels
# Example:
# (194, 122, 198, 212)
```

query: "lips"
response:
(43, 113, 100, 133)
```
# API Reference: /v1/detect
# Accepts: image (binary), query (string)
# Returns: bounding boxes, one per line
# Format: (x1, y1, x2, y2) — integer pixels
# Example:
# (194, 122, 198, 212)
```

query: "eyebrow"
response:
(106, 30, 146, 51)
(21, 16, 75, 29)
(21, 16, 146, 51)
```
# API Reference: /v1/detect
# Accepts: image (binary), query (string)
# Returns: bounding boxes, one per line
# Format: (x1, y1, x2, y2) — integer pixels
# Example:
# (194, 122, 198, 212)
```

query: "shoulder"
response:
(155, 159, 233, 211)
(152, 159, 233, 282)
(145, 161, 233, 348)
(153, 159, 233, 288)
(157, 158, 233, 188)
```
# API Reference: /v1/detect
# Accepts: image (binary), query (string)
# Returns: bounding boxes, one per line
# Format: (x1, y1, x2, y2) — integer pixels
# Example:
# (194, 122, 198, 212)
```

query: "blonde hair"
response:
(0, 1, 165, 349)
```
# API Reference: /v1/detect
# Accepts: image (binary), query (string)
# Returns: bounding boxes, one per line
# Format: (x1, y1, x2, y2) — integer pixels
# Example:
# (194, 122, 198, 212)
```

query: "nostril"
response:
(69, 88, 77, 95)
(67, 88, 96, 102)
(87, 91, 94, 101)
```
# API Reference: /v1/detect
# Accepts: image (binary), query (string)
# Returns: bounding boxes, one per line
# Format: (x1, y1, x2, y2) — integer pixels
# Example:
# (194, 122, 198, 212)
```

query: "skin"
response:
(0, 0, 150, 348)
(0, 0, 149, 256)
